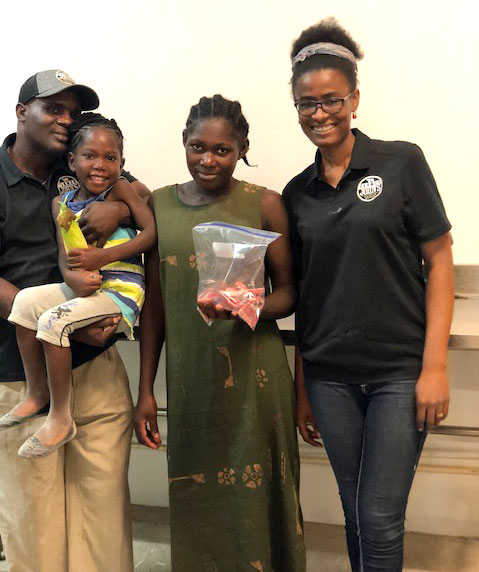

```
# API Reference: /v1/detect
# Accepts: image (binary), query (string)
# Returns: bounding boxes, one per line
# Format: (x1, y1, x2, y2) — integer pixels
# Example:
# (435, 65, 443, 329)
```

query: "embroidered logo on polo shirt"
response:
(57, 175, 80, 195)
(357, 176, 383, 202)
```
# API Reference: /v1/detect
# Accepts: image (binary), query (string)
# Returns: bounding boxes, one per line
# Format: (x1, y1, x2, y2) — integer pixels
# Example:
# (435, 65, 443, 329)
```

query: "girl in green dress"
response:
(135, 95, 306, 572)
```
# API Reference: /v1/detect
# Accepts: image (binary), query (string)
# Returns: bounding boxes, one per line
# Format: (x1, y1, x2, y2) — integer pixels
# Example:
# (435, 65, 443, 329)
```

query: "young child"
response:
(0, 113, 156, 459)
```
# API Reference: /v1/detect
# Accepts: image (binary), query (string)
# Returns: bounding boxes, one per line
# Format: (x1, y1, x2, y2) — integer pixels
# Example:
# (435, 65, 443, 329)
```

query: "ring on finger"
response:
(436, 412, 445, 419)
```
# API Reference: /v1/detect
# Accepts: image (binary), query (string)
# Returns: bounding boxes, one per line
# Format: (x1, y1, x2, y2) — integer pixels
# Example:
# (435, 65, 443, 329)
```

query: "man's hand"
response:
(67, 246, 108, 272)
(70, 315, 121, 346)
(0, 278, 19, 320)
(134, 392, 162, 449)
(79, 201, 127, 247)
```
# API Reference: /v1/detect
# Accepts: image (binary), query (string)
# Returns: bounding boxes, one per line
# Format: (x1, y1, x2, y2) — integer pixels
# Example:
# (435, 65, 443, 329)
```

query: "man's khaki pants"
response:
(0, 345, 134, 572)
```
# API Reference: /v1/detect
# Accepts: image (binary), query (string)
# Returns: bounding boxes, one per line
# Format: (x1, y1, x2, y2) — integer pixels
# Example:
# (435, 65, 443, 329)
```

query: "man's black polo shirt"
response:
(283, 129, 451, 383)
(0, 134, 133, 383)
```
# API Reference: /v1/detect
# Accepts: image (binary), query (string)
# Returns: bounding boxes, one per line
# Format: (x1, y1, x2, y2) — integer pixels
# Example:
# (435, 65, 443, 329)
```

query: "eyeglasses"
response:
(294, 92, 353, 116)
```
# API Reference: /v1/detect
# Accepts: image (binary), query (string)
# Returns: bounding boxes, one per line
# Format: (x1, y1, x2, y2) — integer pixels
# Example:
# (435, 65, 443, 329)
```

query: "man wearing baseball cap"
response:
(0, 70, 144, 571)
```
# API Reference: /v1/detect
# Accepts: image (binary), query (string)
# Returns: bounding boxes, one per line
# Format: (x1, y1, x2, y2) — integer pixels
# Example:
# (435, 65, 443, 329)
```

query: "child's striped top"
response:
(62, 185, 144, 338)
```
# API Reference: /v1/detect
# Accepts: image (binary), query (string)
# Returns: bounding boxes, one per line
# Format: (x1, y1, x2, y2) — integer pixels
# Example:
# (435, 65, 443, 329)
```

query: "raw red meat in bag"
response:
(198, 281, 265, 330)
(192, 222, 280, 330)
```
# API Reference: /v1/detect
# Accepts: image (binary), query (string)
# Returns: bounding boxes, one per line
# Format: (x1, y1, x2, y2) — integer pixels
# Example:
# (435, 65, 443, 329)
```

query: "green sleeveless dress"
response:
(152, 181, 306, 572)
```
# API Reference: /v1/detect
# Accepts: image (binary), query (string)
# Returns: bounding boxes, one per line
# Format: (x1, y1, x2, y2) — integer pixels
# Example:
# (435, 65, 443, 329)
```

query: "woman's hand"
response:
(293, 345, 321, 446)
(67, 246, 108, 272)
(415, 367, 449, 431)
(417, 232, 453, 431)
(134, 392, 162, 449)
(296, 395, 322, 447)
(64, 268, 102, 297)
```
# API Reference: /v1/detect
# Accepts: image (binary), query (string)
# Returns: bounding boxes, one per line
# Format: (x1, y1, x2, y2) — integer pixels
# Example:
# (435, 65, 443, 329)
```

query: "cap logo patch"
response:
(56, 70, 75, 86)
(357, 176, 383, 202)
(57, 175, 80, 195)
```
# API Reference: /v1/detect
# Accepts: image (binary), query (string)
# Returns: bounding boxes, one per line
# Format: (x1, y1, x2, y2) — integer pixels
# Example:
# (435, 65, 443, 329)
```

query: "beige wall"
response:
(1, 0, 478, 262)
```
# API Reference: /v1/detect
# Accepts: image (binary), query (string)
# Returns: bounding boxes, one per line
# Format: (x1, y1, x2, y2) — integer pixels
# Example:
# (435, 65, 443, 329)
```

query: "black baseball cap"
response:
(18, 69, 99, 111)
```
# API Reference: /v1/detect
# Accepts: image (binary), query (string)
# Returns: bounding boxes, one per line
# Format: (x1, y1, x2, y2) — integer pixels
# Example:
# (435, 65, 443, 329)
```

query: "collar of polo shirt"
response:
(305, 129, 372, 188)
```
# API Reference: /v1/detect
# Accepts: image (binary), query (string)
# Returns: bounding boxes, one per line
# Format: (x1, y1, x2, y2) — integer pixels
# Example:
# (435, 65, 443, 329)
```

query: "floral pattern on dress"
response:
(189, 252, 208, 270)
(242, 464, 263, 489)
(169, 473, 206, 485)
(217, 467, 236, 486)
(255, 368, 269, 388)
(202, 553, 219, 572)
(160, 255, 177, 266)
(294, 487, 304, 536)
(281, 452, 287, 487)
(243, 182, 259, 194)
(217, 346, 234, 388)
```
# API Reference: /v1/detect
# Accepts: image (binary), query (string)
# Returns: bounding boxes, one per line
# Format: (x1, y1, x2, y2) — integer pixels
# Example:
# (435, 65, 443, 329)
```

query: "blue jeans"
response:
(305, 378, 426, 572)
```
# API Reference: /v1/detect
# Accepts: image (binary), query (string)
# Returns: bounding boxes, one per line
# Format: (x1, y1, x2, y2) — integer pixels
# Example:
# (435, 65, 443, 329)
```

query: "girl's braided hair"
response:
(69, 112, 124, 154)
(185, 94, 251, 165)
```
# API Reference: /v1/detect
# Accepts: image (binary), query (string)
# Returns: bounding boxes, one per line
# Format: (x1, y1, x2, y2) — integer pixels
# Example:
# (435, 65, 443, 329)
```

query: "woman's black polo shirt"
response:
(283, 129, 451, 383)
(0, 134, 135, 383)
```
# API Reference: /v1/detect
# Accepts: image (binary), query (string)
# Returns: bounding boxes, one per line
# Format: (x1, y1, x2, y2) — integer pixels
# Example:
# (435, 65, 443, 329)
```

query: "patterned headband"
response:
(292, 42, 357, 71)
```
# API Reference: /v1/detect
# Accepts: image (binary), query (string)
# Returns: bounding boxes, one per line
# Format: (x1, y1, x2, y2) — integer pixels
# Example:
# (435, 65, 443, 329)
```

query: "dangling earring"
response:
(352, 111, 357, 119)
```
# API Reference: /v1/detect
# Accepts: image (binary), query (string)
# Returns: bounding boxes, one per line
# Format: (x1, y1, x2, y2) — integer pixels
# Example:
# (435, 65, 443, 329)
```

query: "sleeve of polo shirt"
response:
(402, 144, 451, 243)
(0, 175, 6, 256)
(120, 169, 137, 183)
(282, 185, 304, 280)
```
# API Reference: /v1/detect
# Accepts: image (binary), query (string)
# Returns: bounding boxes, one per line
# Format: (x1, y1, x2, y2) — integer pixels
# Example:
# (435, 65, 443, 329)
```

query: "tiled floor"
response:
(130, 506, 479, 572)
(1, 506, 478, 571)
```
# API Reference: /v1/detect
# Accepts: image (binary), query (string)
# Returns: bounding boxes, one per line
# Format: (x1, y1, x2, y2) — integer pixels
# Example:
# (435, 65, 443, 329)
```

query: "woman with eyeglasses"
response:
(283, 18, 454, 572)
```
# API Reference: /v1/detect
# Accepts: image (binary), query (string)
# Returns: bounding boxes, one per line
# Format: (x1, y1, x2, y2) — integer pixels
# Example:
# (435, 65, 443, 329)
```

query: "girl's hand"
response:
(65, 269, 102, 297)
(134, 392, 162, 449)
(198, 300, 237, 321)
(67, 246, 108, 271)
(296, 395, 322, 447)
(415, 367, 450, 431)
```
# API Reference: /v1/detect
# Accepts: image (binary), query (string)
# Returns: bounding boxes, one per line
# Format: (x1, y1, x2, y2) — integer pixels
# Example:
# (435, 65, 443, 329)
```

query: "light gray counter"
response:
(277, 296, 479, 351)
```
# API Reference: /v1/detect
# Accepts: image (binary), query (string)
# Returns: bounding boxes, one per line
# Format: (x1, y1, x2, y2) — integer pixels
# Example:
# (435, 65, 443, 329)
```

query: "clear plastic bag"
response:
(192, 221, 280, 330)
